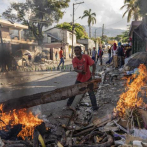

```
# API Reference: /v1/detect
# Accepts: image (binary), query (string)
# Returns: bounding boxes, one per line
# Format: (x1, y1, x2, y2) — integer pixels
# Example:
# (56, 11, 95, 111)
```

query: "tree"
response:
(3, 0, 70, 45)
(109, 37, 115, 40)
(114, 30, 129, 43)
(91, 37, 101, 44)
(81, 9, 96, 38)
(101, 35, 109, 43)
(121, 0, 141, 22)
(56, 22, 88, 39)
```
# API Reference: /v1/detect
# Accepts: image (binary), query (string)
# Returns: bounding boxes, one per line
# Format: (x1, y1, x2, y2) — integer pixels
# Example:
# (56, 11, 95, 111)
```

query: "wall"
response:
(45, 42, 70, 59)
(66, 30, 76, 46)
(77, 39, 88, 51)
(45, 28, 76, 46)
(1, 27, 10, 39)
(77, 39, 95, 51)
(88, 39, 95, 49)
(46, 28, 63, 41)
(77, 39, 88, 45)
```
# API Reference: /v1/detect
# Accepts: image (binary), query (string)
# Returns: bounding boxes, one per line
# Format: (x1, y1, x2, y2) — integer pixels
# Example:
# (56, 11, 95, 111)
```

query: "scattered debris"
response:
(0, 53, 147, 147)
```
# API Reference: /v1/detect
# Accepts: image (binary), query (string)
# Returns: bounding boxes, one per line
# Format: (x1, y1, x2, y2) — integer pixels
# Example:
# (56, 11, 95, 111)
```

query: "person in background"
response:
(106, 46, 113, 65)
(55, 51, 58, 61)
(117, 42, 124, 68)
(97, 47, 100, 63)
(108, 46, 111, 60)
(113, 43, 118, 68)
(57, 47, 64, 69)
(28, 53, 32, 65)
(66, 46, 98, 112)
(99, 47, 103, 65)
(125, 45, 132, 58)
(92, 47, 97, 62)
(81, 50, 84, 54)
(90, 49, 92, 56)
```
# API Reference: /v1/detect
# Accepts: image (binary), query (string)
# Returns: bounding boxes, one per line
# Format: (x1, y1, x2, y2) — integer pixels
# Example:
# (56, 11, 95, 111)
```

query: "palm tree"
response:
(121, 0, 141, 22)
(124, 0, 132, 3)
(82, 9, 96, 38)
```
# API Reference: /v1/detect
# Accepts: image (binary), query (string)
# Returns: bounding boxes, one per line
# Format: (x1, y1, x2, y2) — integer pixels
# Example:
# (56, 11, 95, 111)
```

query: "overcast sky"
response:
(0, 0, 130, 30)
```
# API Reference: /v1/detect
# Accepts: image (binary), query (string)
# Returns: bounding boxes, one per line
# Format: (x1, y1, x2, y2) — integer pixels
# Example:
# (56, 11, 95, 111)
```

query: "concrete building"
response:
(129, 20, 147, 53)
(0, 19, 36, 44)
(129, 21, 142, 38)
(0, 19, 39, 68)
(44, 27, 84, 59)
(77, 39, 95, 55)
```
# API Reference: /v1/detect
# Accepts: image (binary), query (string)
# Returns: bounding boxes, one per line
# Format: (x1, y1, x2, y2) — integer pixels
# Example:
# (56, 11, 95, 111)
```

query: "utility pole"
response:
(101, 24, 104, 44)
(95, 29, 97, 39)
(0, 24, 4, 47)
(0, 24, 5, 72)
(95, 29, 98, 51)
(72, 2, 84, 59)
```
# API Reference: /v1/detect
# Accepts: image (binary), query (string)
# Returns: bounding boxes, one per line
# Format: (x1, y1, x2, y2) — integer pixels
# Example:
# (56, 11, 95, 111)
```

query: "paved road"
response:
(0, 71, 77, 101)
(0, 70, 82, 136)
(0, 53, 109, 101)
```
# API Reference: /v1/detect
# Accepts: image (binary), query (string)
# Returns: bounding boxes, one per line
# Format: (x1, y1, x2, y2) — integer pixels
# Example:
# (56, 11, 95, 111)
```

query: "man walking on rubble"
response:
(66, 46, 98, 112)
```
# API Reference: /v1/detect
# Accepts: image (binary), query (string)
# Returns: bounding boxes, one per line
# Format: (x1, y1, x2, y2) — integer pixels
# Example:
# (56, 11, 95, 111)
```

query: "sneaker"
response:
(62, 106, 75, 111)
(85, 107, 93, 113)
(62, 106, 71, 110)
(92, 110, 99, 115)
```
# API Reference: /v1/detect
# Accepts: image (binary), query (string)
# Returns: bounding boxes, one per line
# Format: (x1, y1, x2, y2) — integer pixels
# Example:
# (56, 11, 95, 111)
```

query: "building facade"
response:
(44, 27, 78, 59)
(0, 19, 39, 69)
(77, 39, 95, 54)
(129, 20, 147, 53)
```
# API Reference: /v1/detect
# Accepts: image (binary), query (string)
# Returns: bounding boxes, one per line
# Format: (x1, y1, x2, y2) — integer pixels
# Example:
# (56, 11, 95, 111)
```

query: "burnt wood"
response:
(1, 79, 101, 112)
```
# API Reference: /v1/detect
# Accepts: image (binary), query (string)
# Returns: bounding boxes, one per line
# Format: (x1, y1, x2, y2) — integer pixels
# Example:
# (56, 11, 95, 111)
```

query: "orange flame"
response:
(115, 64, 147, 117)
(0, 105, 43, 140)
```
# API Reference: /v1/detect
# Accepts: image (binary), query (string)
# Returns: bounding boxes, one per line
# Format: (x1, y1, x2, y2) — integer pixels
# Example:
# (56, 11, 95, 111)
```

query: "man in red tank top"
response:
(67, 46, 98, 111)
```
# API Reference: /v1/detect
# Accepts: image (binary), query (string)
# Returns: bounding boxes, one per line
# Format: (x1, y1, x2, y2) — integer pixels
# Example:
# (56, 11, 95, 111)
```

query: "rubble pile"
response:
(60, 64, 147, 147)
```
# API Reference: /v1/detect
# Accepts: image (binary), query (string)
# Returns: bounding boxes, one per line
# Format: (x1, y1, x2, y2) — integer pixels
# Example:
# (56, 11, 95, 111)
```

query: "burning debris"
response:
(115, 64, 147, 117)
(56, 64, 147, 147)
(0, 104, 43, 140)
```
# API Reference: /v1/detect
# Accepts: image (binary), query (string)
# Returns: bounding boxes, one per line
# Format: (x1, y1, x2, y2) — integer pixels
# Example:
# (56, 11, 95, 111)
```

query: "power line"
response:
(83, 1, 89, 9)
(105, 19, 124, 27)
(74, 4, 80, 12)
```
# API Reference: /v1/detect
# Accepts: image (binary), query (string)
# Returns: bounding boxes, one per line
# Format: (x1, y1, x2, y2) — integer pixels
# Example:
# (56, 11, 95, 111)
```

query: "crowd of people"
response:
(106, 42, 132, 68)
(56, 42, 132, 70)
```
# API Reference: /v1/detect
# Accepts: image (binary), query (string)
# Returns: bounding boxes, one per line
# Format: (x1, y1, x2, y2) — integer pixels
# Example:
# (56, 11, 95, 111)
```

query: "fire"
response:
(115, 64, 147, 117)
(0, 105, 43, 140)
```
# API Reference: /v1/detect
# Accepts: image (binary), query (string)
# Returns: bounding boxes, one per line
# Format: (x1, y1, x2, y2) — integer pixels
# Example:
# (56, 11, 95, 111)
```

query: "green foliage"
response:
(121, 0, 141, 22)
(3, 0, 70, 45)
(109, 37, 115, 40)
(115, 30, 129, 43)
(57, 22, 72, 31)
(56, 22, 88, 39)
(91, 37, 101, 44)
(82, 9, 96, 26)
(102, 35, 109, 43)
